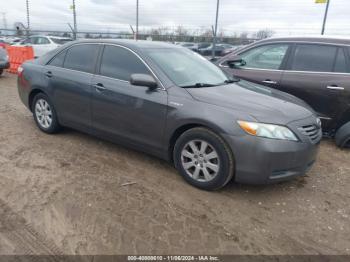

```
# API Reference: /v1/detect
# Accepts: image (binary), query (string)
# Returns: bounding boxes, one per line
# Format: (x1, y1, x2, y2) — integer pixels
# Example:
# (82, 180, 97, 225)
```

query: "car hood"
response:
(186, 80, 313, 125)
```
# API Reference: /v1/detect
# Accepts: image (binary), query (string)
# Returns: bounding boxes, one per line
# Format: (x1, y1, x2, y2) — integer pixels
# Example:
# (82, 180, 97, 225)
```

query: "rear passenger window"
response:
(64, 44, 99, 73)
(99, 45, 150, 81)
(334, 48, 348, 73)
(49, 51, 66, 67)
(290, 44, 337, 72)
(36, 37, 50, 45)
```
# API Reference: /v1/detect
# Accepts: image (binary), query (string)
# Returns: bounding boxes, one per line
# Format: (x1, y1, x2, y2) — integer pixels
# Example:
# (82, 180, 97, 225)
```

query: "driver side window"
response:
(240, 44, 289, 70)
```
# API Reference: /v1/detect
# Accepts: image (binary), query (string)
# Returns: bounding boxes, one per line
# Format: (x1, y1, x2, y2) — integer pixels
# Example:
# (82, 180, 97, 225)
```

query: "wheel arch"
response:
(336, 108, 350, 131)
(167, 121, 227, 163)
(28, 88, 47, 112)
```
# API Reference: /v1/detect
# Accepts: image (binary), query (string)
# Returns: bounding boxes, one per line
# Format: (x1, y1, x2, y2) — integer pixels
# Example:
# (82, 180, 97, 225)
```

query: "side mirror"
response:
(130, 74, 158, 89)
(226, 55, 246, 68)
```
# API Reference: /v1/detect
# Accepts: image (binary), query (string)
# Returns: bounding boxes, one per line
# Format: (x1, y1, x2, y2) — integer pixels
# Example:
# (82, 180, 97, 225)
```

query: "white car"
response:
(16, 35, 72, 57)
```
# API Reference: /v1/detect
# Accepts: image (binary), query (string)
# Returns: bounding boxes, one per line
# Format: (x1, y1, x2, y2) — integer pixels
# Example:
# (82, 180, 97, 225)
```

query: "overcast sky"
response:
(1, 0, 349, 35)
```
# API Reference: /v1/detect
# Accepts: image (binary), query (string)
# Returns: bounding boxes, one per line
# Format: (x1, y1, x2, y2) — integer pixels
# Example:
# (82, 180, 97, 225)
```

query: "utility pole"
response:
(212, 0, 220, 59)
(321, 0, 330, 35)
(72, 0, 77, 39)
(136, 0, 139, 40)
(26, 0, 30, 37)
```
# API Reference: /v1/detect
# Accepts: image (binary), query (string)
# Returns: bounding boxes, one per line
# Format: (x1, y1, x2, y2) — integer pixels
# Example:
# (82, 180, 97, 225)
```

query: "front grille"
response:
(298, 124, 321, 143)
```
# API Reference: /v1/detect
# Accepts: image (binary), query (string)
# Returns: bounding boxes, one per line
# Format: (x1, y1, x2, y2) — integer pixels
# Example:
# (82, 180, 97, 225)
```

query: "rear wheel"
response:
(0, 69, 3, 76)
(174, 127, 234, 190)
(32, 93, 61, 134)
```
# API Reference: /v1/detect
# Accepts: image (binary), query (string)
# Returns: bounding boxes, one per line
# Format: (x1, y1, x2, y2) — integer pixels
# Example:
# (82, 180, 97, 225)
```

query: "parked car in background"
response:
(199, 43, 234, 56)
(8, 37, 23, 45)
(179, 42, 198, 52)
(197, 42, 211, 50)
(180, 42, 212, 53)
(217, 36, 350, 148)
(18, 40, 321, 190)
(0, 40, 7, 49)
(16, 35, 73, 57)
(221, 45, 245, 56)
(0, 46, 9, 76)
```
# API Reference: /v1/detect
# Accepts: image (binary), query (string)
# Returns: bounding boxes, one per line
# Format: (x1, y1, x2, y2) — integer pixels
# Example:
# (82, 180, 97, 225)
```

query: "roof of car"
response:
(28, 35, 72, 39)
(257, 35, 350, 45)
(48, 36, 72, 39)
(71, 39, 179, 49)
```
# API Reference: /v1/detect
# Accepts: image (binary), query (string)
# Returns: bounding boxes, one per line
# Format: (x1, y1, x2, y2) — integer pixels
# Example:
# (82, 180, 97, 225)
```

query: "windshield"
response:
(146, 48, 229, 87)
(50, 38, 72, 45)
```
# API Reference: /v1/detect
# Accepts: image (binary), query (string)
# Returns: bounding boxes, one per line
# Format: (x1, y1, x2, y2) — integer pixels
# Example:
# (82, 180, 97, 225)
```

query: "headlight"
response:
(238, 121, 298, 141)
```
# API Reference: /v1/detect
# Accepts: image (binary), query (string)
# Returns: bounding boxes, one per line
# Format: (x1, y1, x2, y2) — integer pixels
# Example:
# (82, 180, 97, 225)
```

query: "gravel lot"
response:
(0, 73, 349, 255)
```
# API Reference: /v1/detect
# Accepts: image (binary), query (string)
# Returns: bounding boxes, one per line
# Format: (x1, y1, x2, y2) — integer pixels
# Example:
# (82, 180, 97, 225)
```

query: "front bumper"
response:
(222, 133, 320, 185)
(0, 61, 10, 69)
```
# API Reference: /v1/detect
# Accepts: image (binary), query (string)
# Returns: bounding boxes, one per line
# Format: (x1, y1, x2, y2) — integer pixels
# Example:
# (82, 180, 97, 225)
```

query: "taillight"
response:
(18, 66, 25, 78)
(18, 66, 24, 74)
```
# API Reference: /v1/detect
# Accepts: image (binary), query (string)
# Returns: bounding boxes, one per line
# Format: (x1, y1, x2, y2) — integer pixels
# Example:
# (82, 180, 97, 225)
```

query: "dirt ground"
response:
(0, 73, 349, 255)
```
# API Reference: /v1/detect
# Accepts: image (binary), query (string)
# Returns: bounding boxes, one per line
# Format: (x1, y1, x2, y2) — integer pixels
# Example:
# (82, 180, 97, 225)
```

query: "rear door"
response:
(280, 43, 350, 131)
(45, 43, 100, 130)
(91, 44, 168, 151)
(220, 43, 290, 89)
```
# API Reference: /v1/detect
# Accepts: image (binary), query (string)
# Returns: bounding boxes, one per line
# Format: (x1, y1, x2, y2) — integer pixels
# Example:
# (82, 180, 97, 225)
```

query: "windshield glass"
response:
(50, 38, 72, 45)
(146, 48, 229, 87)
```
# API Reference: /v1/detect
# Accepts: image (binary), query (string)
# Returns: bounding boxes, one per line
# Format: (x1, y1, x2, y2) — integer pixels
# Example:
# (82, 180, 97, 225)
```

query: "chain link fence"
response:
(0, 28, 258, 46)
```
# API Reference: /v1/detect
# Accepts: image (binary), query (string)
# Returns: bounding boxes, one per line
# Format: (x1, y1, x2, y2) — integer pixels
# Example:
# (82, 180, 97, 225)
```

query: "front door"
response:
(221, 43, 290, 89)
(91, 45, 168, 151)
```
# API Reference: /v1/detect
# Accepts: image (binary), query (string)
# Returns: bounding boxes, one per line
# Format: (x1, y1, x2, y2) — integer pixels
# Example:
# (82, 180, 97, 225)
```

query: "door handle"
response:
(94, 83, 106, 92)
(45, 71, 53, 78)
(326, 85, 344, 91)
(262, 80, 277, 85)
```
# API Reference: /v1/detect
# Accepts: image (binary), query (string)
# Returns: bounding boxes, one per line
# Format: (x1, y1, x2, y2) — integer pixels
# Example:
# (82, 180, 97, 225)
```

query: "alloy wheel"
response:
(181, 139, 220, 182)
(35, 99, 53, 129)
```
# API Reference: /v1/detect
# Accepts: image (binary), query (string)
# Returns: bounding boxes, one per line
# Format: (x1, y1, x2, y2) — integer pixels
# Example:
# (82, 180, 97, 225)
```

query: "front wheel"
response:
(0, 69, 3, 76)
(335, 122, 350, 148)
(173, 127, 235, 190)
(32, 93, 61, 134)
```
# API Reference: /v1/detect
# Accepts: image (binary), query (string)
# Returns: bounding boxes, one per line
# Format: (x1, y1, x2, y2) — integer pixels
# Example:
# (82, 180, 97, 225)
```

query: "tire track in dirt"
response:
(0, 199, 65, 259)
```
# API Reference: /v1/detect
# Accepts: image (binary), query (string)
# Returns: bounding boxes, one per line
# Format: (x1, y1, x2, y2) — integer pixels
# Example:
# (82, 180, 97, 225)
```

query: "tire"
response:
(32, 93, 61, 134)
(0, 69, 3, 76)
(173, 127, 235, 191)
(335, 122, 350, 148)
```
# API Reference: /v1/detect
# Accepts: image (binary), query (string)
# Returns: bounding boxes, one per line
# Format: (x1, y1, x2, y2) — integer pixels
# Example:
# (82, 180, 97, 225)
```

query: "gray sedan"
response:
(17, 40, 321, 190)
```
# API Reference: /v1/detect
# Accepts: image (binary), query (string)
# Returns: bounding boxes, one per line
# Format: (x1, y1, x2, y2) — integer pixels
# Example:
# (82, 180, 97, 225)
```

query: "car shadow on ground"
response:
(55, 127, 313, 197)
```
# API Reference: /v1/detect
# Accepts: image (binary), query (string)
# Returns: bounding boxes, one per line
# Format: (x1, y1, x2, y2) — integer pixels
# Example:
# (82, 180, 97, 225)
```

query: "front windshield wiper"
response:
(180, 83, 217, 88)
(180, 78, 240, 88)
